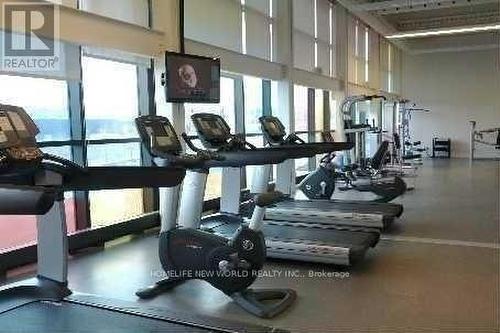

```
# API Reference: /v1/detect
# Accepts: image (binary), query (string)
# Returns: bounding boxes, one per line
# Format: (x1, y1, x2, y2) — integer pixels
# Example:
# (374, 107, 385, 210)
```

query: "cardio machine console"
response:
(259, 116, 288, 145)
(191, 113, 232, 149)
(0, 105, 43, 165)
(135, 116, 183, 158)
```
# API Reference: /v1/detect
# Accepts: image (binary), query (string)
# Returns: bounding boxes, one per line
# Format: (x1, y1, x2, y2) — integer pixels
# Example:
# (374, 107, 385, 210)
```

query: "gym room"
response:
(0, 0, 498, 332)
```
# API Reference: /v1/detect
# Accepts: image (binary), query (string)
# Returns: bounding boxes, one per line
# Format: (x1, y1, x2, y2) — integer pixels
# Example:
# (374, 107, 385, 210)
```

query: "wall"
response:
(403, 48, 500, 158)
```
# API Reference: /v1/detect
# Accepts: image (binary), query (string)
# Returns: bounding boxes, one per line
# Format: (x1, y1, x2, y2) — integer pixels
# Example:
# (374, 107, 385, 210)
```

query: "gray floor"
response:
(5, 159, 500, 332)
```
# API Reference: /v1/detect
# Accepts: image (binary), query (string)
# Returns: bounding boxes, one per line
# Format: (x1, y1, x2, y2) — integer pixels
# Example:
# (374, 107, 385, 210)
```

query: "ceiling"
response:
(339, 0, 500, 53)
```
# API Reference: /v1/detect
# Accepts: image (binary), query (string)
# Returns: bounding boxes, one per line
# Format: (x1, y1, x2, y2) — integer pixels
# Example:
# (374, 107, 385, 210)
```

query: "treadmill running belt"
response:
(276, 199, 403, 217)
(203, 219, 379, 249)
(1, 302, 228, 333)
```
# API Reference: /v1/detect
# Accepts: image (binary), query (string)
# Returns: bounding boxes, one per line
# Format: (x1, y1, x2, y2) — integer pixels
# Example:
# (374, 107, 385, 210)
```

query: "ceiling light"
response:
(386, 24, 500, 39)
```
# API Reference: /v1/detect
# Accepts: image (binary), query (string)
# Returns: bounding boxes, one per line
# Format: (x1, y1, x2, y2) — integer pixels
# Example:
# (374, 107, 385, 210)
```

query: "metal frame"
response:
(470, 121, 500, 161)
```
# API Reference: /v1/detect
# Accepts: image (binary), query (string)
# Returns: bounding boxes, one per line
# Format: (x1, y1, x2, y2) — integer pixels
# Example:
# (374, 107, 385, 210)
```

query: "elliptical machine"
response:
(135, 115, 296, 318)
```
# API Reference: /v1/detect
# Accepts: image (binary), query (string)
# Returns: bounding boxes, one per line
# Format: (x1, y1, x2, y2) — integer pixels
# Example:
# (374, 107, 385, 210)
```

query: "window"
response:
(329, 3, 335, 77)
(329, 95, 338, 134)
(0, 76, 75, 251)
(87, 143, 144, 227)
(82, 57, 144, 227)
(294, 85, 309, 176)
(0, 75, 70, 142)
(185, 0, 243, 53)
(314, 89, 325, 166)
(388, 44, 393, 92)
(365, 27, 369, 83)
(184, 77, 236, 200)
(314, 90, 324, 133)
(293, 0, 333, 76)
(82, 57, 139, 140)
(79, 0, 149, 27)
(293, 0, 315, 71)
(241, 0, 276, 60)
(244, 76, 263, 135)
(184, 77, 235, 135)
(244, 76, 264, 188)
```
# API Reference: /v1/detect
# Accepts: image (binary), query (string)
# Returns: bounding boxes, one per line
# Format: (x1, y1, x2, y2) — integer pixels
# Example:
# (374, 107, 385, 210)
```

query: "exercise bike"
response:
(135, 115, 296, 318)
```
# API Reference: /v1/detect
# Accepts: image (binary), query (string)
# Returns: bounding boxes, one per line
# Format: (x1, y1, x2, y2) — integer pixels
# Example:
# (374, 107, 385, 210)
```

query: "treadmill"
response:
(188, 113, 380, 266)
(0, 105, 285, 333)
(258, 116, 403, 230)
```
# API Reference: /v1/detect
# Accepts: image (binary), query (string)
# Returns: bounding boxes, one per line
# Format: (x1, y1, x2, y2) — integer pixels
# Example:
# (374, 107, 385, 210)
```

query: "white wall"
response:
(403, 48, 500, 158)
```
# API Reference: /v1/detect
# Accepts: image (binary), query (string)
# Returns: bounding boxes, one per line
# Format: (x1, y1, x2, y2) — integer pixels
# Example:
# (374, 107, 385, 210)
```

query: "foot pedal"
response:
(231, 288, 296, 318)
(136, 278, 185, 299)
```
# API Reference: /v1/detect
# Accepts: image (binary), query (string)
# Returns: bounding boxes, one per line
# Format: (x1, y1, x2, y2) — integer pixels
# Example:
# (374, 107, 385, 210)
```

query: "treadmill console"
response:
(0, 104, 43, 165)
(135, 116, 183, 158)
(259, 116, 286, 145)
(191, 113, 232, 149)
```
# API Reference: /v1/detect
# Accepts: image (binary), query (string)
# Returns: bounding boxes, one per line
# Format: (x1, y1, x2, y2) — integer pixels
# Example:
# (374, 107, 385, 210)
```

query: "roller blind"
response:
(82, 46, 152, 68)
(246, 10, 270, 59)
(79, 0, 149, 27)
(80, 0, 152, 67)
(379, 38, 389, 92)
(368, 29, 380, 90)
(392, 46, 402, 94)
(347, 15, 356, 83)
(293, 0, 314, 36)
(316, 0, 331, 76)
(317, 0, 330, 43)
(185, 0, 242, 53)
(0, 31, 80, 81)
(293, 32, 315, 71)
(246, 0, 269, 15)
(293, 0, 315, 71)
(317, 40, 330, 76)
(356, 21, 366, 85)
(245, 0, 276, 61)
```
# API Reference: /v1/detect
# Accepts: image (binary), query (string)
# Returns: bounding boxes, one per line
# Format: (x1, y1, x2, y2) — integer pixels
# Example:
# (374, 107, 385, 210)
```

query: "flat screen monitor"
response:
(165, 52, 220, 103)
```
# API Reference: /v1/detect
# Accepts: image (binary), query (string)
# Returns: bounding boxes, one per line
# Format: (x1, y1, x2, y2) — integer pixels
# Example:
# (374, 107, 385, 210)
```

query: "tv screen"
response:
(165, 52, 220, 103)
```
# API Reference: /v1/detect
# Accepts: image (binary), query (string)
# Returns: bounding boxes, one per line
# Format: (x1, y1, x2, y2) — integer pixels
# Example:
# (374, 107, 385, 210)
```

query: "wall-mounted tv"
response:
(164, 51, 220, 103)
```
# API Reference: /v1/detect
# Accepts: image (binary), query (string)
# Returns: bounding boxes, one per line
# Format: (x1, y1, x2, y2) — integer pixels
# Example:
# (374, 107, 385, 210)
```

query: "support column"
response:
(470, 121, 476, 162)
(37, 199, 68, 283)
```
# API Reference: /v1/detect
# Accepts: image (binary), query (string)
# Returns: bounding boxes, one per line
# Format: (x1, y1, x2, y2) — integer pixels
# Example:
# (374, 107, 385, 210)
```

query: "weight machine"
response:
(469, 121, 500, 161)
(341, 95, 386, 167)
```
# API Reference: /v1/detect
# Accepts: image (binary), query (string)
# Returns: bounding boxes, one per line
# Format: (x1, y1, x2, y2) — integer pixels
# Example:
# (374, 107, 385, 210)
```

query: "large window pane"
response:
(315, 89, 324, 132)
(294, 85, 309, 174)
(42, 145, 73, 161)
(184, 77, 235, 135)
(245, 135, 266, 189)
(184, 77, 235, 200)
(0, 143, 75, 251)
(0, 197, 76, 252)
(79, 0, 149, 27)
(244, 76, 264, 189)
(0, 77, 73, 252)
(244, 76, 263, 134)
(82, 57, 139, 140)
(314, 90, 325, 166)
(329, 95, 338, 133)
(271, 80, 279, 116)
(0, 75, 70, 142)
(87, 143, 144, 227)
(294, 85, 308, 132)
(295, 133, 310, 176)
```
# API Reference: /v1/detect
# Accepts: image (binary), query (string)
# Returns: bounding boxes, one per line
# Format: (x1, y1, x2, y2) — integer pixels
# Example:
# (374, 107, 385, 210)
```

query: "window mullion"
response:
(68, 50, 90, 230)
